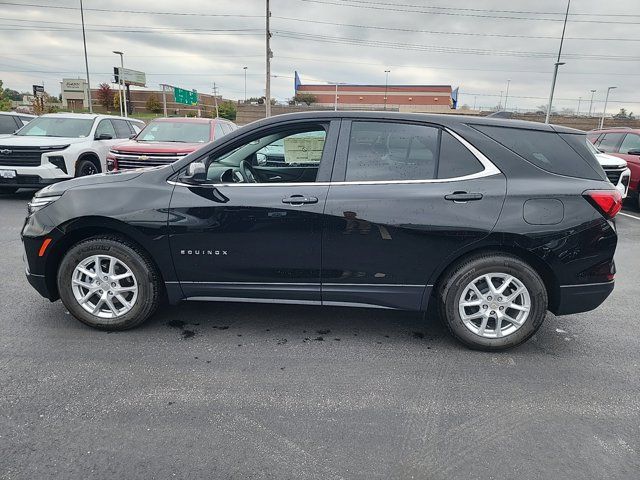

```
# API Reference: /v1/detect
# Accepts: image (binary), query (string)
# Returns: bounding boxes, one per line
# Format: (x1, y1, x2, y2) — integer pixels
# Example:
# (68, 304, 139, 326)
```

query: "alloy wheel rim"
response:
(71, 254, 138, 319)
(458, 273, 531, 339)
(82, 164, 97, 175)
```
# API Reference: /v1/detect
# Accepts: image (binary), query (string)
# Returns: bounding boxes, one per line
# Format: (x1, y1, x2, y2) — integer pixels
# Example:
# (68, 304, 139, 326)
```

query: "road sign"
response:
(32, 85, 44, 96)
(174, 87, 198, 106)
(113, 67, 146, 87)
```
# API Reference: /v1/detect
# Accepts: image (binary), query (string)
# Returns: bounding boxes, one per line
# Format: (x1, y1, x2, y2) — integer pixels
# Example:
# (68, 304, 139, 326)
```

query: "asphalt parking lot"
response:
(1, 190, 639, 480)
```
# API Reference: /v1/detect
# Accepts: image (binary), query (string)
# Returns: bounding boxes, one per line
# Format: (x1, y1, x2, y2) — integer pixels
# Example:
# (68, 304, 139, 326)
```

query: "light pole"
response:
(545, 0, 570, 124)
(504, 79, 511, 111)
(498, 91, 503, 111)
(384, 69, 390, 111)
(329, 82, 346, 111)
(113, 51, 127, 118)
(588, 89, 596, 117)
(113, 50, 124, 117)
(545, 62, 565, 123)
(80, 0, 92, 113)
(577, 96, 582, 116)
(600, 86, 617, 129)
(243, 66, 248, 102)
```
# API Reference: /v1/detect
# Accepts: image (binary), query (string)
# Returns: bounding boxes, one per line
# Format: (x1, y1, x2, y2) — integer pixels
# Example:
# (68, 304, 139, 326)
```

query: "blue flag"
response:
(294, 71, 301, 93)
(451, 87, 459, 109)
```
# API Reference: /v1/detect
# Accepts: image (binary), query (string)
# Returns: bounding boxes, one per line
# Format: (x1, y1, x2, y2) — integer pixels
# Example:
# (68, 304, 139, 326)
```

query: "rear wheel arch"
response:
(427, 245, 560, 313)
(44, 225, 166, 302)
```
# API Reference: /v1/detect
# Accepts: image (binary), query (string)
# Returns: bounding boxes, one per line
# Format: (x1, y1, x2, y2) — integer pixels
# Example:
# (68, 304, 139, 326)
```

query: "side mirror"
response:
(627, 149, 640, 156)
(182, 161, 207, 183)
(96, 133, 113, 140)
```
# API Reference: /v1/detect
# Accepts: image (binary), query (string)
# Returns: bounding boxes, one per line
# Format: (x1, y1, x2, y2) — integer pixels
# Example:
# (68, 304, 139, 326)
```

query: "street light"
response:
(384, 70, 390, 111)
(577, 96, 582, 116)
(545, 61, 565, 124)
(504, 79, 511, 111)
(329, 82, 346, 111)
(588, 89, 596, 117)
(243, 66, 248, 102)
(600, 86, 617, 129)
(113, 51, 127, 118)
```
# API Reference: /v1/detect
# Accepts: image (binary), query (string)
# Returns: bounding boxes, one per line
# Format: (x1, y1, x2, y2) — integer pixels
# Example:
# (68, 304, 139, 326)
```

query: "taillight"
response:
(106, 152, 118, 172)
(583, 189, 623, 219)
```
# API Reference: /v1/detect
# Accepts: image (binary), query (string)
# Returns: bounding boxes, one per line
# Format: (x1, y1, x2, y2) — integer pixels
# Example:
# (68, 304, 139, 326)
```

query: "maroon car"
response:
(107, 117, 237, 171)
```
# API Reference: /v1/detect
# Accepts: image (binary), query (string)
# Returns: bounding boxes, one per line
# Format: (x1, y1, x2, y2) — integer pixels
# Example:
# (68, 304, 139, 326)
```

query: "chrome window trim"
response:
(168, 127, 501, 188)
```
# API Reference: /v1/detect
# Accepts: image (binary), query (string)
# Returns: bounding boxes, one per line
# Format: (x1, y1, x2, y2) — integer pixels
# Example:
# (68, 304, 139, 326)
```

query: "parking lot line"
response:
(619, 212, 640, 221)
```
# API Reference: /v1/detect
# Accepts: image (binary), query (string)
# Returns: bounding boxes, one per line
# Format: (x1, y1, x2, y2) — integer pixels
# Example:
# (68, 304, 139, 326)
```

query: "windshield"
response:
(16, 117, 94, 137)
(137, 121, 211, 143)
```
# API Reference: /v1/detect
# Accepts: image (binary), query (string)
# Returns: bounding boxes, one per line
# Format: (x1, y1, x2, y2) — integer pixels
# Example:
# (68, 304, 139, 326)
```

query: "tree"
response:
(3, 88, 21, 101)
(0, 80, 12, 111)
(145, 93, 163, 114)
(113, 92, 120, 111)
(96, 83, 114, 109)
(613, 108, 635, 120)
(217, 100, 236, 121)
(292, 93, 316, 106)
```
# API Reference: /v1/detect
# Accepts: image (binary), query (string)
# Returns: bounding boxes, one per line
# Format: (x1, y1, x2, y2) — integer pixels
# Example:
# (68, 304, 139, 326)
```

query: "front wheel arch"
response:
(75, 153, 102, 176)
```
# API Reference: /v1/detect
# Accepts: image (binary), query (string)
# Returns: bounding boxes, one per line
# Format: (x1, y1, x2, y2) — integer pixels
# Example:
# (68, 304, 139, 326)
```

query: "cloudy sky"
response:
(1, 0, 639, 113)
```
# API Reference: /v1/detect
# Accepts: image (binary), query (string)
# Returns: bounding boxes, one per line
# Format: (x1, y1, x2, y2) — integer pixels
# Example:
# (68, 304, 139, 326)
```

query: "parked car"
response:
(588, 128, 640, 207)
(0, 113, 144, 194)
(22, 112, 620, 351)
(585, 139, 630, 198)
(0, 111, 35, 136)
(107, 117, 237, 171)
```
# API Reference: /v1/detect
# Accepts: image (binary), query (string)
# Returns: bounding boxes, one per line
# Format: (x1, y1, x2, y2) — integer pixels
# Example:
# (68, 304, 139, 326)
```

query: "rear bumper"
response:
(554, 280, 615, 315)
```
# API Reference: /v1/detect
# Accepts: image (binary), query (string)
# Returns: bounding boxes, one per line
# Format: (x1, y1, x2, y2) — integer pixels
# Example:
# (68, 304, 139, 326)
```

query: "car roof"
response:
(247, 110, 583, 134)
(589, 128, 640, 134)
(40, 112, 142, 123)
(0, 111, 34, 117)
(153, 117, 221, 124)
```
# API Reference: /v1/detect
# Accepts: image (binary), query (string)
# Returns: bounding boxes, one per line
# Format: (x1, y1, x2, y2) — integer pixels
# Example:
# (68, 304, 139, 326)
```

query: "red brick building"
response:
(295, 74, 455, 112)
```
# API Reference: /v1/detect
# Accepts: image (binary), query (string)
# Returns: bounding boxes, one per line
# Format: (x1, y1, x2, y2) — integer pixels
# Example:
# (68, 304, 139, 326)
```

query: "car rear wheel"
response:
(76, 159, 99, 176)
(57, 236, 160, 330)
(438, 253, 548, 351)
(0, 187, 18, 194)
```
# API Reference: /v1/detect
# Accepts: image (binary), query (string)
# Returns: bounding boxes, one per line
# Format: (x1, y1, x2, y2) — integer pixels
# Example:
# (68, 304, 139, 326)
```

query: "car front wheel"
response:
(438, 253, 548, 351)
(57, 236, 160, 330)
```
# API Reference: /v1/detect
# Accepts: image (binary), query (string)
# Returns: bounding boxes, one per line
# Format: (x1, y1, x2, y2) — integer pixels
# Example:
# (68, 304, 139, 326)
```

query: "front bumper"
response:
(554, 280, 615, 315)
(25, 267, 53, 300)
(0, 173, 61, 189)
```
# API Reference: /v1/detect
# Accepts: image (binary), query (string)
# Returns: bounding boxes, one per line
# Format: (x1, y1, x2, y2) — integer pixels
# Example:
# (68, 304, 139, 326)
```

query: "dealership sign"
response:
(174, 87, 198, 106)
(61, 80, 85, 92)
(113, 67, 146, 87)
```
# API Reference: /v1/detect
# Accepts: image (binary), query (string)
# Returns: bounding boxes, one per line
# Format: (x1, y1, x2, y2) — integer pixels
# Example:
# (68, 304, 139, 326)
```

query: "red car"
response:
(107, 117, 237, 171)
(588, 128, 640, 208)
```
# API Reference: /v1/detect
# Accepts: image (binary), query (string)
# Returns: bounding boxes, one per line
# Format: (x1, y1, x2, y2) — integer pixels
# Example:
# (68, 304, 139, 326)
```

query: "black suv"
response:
(22, 112, 620, 350)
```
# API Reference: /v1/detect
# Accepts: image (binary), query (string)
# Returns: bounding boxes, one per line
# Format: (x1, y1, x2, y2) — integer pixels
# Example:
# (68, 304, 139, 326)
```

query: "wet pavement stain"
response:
(181, 330, 196, 339)
(412, 332, 425, 339)
(277, 338, 288, 345)
(317, 329, 331, 335)
(314, 337, 324, 342)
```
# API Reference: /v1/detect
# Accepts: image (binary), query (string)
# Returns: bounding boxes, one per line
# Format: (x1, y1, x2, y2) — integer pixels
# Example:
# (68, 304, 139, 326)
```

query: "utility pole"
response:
(576, 96, 582, 116)
(212, 82, 219, 118)
(504, 79, 511, 111)
(498, 91, 503, 110)
(243, 66, 248, 102)
(600, 86, 617, 129)
(265, 0, 272, 117)
(473, 96, 477, 111)
(113, 51, 127, 118)
(384, 70, 390, 111)
(588, 89, 596, 117)
(80, 0, 92, 113)
(545, 0, 570, 124)
(160, 83, 168, 117)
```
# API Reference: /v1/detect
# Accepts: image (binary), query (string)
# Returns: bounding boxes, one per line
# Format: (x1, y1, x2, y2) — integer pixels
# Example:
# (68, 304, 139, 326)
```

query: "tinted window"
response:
(597, 133, 625, 153)
(112, 119, 132, 138)
(473, 125, 604, 180)
(620, 133, 640, 154)
(0, 115, 18, 134)
(95, 119, 116, 139)
(438, 131, 483, 178)
(346, 121, 439, 181)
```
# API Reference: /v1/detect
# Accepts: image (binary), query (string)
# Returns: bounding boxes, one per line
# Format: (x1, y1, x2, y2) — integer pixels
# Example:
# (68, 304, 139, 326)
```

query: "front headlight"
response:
(27, 194, 62, 215)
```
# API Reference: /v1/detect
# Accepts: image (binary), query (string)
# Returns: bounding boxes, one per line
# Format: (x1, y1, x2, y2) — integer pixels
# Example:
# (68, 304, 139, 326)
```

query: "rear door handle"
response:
(282, 195, 318, 205)
(444, 192, 483, 202)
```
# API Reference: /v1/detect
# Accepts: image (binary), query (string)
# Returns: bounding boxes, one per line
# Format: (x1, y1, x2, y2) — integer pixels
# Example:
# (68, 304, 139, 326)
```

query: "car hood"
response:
(111, 140, 206, 155)
(35, 170, 144, 197)
(0, 135, 87, 147)
(596, 152, 627, 169)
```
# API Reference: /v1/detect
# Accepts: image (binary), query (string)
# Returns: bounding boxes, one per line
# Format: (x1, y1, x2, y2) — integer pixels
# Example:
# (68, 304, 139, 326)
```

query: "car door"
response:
(167, 119, 340, 303)
(321, 119, 506, 310)
(617, 133, 640, 194)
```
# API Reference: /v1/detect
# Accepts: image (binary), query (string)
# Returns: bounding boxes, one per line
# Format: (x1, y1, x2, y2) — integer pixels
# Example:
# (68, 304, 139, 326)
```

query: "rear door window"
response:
(472, 124, 604, 180)
(0, 115, 19, 134)
(112, 119, 133, 138)
(437, 131, 483, 179)
(620, 133, 640, 154)
(596, 133, 625, 153)
(345, 121, 439, 181)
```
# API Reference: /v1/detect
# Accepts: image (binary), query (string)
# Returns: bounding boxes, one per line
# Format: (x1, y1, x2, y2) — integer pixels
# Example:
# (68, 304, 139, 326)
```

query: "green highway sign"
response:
(174, 87, 198, 105)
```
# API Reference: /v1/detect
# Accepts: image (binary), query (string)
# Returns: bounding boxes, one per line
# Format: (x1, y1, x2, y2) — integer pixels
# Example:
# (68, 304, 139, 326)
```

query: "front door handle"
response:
(444, 192, 483, 202)
(282, 195, 318, 205)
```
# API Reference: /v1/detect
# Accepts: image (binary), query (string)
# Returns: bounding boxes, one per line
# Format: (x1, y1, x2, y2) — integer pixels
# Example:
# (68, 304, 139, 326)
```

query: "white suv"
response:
(0, 113, 144, 193)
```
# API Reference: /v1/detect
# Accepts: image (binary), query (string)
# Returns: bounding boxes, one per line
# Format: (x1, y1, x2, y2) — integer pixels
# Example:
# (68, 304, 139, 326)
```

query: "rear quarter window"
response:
(471, 124, 605, 181)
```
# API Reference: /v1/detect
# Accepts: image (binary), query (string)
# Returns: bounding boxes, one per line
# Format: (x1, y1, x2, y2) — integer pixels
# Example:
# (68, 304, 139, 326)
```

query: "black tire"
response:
(57, 236, 160, 330)
(76, 158, 100, 176)
(437, 253, 548, 351)
(0, 186, 18, 194)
